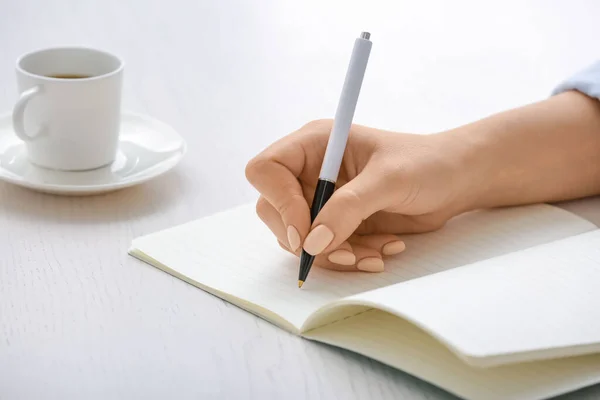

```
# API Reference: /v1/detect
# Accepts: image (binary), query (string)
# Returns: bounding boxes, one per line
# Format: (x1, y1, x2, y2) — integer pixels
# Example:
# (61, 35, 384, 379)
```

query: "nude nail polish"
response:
(382, 240, 406, 256)
(287, 225, 301, 252)
(357, 257, 384, 272)
(328, 250, 356, 265)
(303, 225, 334, 255)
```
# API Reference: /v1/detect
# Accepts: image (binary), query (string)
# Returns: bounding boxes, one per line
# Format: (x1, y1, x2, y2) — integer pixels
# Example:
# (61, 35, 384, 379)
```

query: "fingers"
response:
(277, 240, 358, 272)
(246, 120, 340, 251)
(257, 194, 409, 275)
(349, 234, 406, 256)
(346, 235, 405, 272)
(276, 229, 405, 275)
(318, 242, 384, 272)
(256, 196, 289, 244)
(302, 168, 388, 256)
(257, 196, 356, 268)
(326, 241, 355, 266)
(246, 141, 311, 252)
(349, 242, 384, 272)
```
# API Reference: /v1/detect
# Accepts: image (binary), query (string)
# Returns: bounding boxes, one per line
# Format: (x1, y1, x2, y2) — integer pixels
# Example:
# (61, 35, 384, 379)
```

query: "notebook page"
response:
(305, 309, 600, 400)
(130, 202, 595, 331)
(340, 229, 600, 367)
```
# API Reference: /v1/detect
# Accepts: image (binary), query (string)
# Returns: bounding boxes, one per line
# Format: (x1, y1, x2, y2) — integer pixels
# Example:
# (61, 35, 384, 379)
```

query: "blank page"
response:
(343, 229, 600, 367)
(129, 202, 594, 330)
(305, 309, 600, 400)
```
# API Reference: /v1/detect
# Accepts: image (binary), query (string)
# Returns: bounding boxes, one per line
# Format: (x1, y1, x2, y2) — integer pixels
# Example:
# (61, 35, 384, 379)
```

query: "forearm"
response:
(447, 90, 600, 211)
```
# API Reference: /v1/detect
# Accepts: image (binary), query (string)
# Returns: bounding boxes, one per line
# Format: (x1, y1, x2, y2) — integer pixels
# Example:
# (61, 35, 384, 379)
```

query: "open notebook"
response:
(129, 203, 600, 400)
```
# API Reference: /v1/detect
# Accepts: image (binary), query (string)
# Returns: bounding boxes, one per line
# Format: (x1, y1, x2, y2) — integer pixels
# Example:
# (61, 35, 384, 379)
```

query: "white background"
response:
(1, 0, 599, 399)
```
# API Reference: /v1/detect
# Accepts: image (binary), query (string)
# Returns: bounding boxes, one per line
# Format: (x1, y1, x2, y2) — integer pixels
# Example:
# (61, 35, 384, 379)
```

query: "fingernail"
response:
(287, 225, 301, 252)
(382, 240, 406, 256)
(357, 257, 384, 272)
(303, 225, 334, 255)
(328, 250, 356, 265)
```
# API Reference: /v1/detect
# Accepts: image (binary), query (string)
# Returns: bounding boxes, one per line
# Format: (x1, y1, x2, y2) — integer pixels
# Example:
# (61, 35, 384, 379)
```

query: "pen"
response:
(298, 31, 372, 288)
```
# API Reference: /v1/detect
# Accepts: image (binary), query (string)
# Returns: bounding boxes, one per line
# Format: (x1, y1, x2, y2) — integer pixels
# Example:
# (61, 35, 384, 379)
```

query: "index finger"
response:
(245, 133, 312, 250)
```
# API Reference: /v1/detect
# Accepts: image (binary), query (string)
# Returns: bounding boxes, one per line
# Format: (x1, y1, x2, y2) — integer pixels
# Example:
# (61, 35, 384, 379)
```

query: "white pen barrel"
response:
(319, 35, 372, 182)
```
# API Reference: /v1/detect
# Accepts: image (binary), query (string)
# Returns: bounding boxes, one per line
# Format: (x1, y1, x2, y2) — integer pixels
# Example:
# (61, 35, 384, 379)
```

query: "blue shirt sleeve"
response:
(552, 60, 600, 101)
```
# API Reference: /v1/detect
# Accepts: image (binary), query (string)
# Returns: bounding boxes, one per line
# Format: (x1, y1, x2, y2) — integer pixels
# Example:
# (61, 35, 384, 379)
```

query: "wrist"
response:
(435, 91, 600, 213)
(434, 125, 497, 214)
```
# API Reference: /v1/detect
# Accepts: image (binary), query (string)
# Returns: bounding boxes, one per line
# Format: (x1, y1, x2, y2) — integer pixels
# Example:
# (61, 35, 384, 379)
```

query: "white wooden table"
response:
(1, 1, 600, 398)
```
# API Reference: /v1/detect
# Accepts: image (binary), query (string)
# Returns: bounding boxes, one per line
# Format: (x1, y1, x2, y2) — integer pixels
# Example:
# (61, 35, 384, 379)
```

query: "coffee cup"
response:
(13, 47, 124, 171)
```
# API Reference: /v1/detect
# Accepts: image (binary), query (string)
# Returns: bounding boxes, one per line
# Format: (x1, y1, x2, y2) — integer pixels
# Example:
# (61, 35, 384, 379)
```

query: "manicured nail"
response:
(357, 257, 384, 272)
(382, 240, 406, 256)
(303, 225, 334, 255)
(287, 225, 301, 252)
(328, 250, 356, 265)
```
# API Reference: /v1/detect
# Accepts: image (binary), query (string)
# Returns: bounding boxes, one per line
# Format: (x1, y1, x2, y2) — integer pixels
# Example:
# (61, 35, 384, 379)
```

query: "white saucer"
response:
(0, 112, 186, 195)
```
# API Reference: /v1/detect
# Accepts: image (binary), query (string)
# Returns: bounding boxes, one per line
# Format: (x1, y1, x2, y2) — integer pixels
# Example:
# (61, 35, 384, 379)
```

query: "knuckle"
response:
(245, 155, 270, 183)
(276, 193, 304, 217)
(336, 188, 366, 219)
(255, 197, 270, 221)
(377, 157, 406, 181)
(379, 157, 402, 174)
(302, 118, 333, 132)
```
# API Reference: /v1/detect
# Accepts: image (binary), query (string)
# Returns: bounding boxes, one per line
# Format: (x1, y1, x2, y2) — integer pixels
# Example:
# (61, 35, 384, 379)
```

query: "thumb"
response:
(302, 170, 387, 255)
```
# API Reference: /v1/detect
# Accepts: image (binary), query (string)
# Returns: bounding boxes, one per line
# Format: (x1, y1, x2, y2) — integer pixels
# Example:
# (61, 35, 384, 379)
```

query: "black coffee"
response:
(47, 74, 92, 79)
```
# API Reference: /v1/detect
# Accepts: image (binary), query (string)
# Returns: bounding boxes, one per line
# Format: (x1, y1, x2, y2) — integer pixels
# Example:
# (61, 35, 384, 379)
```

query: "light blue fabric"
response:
(552, 60, 600, 101)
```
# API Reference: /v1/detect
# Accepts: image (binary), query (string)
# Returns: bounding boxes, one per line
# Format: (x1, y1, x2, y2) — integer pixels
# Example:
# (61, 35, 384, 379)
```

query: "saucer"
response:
(0, 112, 186, 195)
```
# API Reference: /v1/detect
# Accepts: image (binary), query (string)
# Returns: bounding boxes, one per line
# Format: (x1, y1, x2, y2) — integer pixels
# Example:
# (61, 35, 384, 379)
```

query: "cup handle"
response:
(12, 85, 45, 141)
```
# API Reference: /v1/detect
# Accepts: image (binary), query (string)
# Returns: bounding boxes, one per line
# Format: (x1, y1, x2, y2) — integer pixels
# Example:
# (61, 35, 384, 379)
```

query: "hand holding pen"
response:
(296, 32, 373, 286)
(245, 33, 462, 284)
(245, 36, 600, 287)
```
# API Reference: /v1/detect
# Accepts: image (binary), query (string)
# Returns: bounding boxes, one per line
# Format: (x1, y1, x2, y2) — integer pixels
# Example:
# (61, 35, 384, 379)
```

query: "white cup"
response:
(13, 47, 124, 171)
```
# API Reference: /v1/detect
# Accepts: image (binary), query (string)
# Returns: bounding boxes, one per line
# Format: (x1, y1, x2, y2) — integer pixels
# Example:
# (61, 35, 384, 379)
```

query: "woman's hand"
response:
(246, 91, 600, 272)
(245, 119, 472, 272)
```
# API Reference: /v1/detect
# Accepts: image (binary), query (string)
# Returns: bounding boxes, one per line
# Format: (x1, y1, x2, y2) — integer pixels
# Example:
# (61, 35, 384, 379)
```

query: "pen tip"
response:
(298, 280, 304, 288)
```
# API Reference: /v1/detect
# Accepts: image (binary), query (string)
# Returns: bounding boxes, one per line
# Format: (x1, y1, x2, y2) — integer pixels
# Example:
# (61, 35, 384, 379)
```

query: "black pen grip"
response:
(298, 179, 336, 285)
(309, 179, 336, 221)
